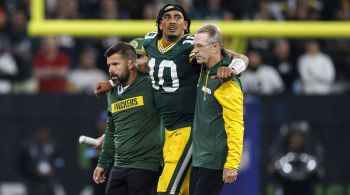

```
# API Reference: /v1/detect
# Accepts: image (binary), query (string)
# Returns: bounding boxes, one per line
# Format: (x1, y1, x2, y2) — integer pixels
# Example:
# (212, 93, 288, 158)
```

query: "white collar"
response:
(117, 85, 129, 95)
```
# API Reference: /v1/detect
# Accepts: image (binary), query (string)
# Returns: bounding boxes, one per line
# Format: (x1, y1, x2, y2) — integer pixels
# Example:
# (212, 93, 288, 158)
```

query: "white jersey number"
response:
(148, 58, 179, 92)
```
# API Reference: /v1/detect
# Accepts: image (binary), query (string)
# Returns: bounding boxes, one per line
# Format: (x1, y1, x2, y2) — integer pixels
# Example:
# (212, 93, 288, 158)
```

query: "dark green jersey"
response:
(143, 32, 200, 130)
(98, 74, 161, 172)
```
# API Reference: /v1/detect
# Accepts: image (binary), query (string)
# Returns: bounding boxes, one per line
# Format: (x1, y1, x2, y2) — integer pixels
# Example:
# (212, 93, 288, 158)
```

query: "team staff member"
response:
(93, 42, 161, 195)
(93, 38, 150, 149)
(190, 24, 244, 195)
(94, 4, 248, 195)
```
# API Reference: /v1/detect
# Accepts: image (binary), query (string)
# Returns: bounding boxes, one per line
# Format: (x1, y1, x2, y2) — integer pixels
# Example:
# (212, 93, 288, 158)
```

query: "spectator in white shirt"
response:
(0, 43, 18, 93)
(241, 50, 284, 95)
(67, 48, 108, 94)
(297, 40, 335, 94)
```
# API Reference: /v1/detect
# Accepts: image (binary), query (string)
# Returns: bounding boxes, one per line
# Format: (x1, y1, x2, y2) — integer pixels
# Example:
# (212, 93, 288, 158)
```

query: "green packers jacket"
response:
(192, 52, 244, 171)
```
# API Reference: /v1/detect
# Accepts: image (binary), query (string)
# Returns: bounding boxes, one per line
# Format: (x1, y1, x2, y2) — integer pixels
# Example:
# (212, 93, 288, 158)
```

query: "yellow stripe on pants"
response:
(157, 126, 192, 195)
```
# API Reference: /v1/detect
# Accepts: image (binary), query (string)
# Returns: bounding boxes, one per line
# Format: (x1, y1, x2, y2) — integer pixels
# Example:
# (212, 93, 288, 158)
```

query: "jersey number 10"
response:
(148, 58, 179, 92)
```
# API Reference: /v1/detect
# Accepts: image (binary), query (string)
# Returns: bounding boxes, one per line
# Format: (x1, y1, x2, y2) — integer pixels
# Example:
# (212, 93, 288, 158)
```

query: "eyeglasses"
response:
(193, 42, 217, 50)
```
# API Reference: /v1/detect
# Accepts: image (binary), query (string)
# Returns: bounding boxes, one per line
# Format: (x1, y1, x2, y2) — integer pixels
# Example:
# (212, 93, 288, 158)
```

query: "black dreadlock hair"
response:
(156, 4, 191, 40)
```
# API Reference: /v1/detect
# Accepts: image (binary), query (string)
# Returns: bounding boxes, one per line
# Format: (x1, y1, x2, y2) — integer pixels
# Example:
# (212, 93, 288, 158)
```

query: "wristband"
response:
(228, 59, 246, 74)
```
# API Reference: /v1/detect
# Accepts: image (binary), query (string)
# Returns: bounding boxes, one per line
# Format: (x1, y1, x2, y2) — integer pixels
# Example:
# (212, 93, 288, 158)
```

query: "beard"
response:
(111, 71, 129, 85)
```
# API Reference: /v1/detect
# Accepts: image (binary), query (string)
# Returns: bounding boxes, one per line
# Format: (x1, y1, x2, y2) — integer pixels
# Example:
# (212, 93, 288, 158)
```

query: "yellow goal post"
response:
(28, 0, 350, 52)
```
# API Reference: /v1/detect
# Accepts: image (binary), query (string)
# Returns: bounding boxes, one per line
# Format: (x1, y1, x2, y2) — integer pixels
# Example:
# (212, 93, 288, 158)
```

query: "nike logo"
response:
(226, 94, 233, 99)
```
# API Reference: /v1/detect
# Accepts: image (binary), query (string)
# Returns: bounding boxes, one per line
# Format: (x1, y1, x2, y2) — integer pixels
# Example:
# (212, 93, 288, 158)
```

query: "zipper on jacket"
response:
(204, 69, 210, 101)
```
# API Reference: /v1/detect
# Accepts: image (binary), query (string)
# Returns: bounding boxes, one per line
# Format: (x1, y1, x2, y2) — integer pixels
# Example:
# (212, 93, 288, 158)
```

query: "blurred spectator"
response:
(32, 36, 70, 93)
(326, 1, 350, 88)
(9, 10, 37, 93)
(198, 0, 233, 20)
(247, 37, 273, 61)
(56, 35, 78, 67)
(2, 0, 30, 16)
(48, 0, 81, 19)
(119, 0, 149, 19)
(99, 0, 130, 19)
(220, 0, 256, 19)
(0, 7, 17, 93)
(323, 39, 350, 94)
(0, 41, 17, 93)
(78, 0, 100, 19)
(297, 40, 335, 94)
(60, 0, 80, 19)
(67, 47, 108, 94)
(293, 0, 308, 20)
(285, 0, 322, 20)
(93, 0, 127, 72)
(254, 0, 281, 20)
(176, 0, 201, 19)
(334, 0, 350, 21)
(45, 0, 79, 65)
(241, 50, 285, 95)
(0, 6, 12, 52)
(247, 1, 277, 59)
(142, 2, 157, 19)
(18, 126, 65, 195)
(267, 121, 324, 195)
(266, 39, 296, 92)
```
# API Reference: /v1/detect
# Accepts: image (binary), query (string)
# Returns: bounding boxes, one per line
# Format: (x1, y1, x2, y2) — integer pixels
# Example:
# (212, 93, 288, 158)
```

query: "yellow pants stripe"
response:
(157, 126, 192, 195)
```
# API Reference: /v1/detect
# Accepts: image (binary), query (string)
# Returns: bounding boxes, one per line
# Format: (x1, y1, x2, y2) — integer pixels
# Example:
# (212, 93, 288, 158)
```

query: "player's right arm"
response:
(94, 80, 113, 97)
(136, 55, 150, 73)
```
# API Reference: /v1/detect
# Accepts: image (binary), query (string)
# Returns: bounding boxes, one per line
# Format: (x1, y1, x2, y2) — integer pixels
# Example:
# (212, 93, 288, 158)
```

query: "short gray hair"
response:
(196, 24, 223, 47)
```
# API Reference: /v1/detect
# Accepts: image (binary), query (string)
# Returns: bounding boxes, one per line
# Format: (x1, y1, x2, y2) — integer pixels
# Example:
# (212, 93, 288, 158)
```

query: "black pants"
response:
(190, 167, 224, 195)
(105, 167, 159, 195)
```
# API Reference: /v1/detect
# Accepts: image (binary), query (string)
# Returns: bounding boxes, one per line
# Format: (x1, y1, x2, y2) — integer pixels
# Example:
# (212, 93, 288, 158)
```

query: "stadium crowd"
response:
(0, 0, 349, 95)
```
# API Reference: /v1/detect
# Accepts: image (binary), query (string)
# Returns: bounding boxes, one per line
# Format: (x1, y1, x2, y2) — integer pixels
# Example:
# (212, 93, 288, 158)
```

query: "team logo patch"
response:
(201, 86, 212, 94)
(111, 96, 144, 113)
(130, 40, 138, 48)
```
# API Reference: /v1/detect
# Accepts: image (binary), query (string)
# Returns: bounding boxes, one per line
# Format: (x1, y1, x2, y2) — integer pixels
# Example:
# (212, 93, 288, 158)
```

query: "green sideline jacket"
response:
(192, 52, 244, 171)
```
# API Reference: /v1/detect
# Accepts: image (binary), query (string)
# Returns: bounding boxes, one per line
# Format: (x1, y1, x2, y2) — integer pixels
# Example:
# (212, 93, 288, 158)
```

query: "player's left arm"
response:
(214, 79, 244, 175)
(224, 49, 249, 75)
(211, 50, 248, 80)
(136, 55, 150, 74)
